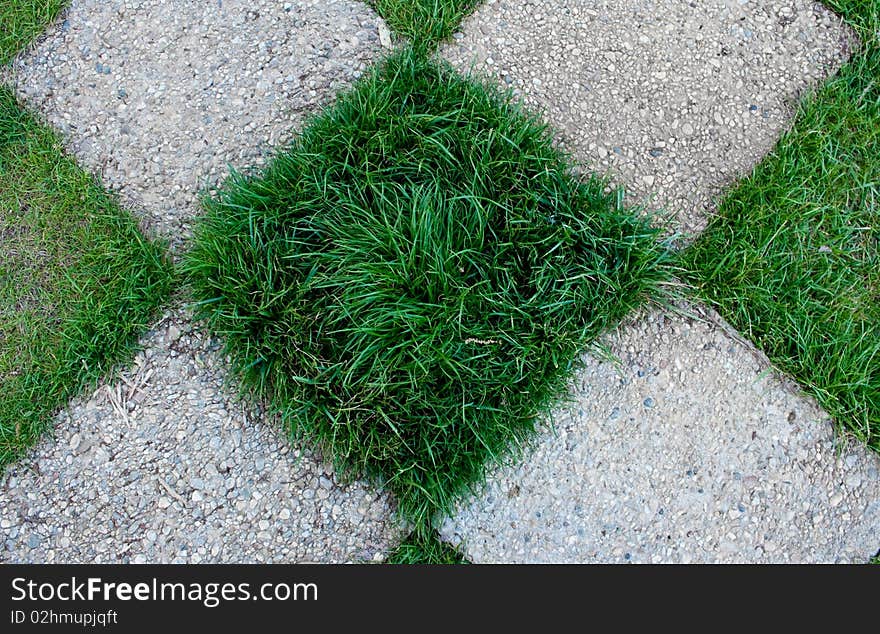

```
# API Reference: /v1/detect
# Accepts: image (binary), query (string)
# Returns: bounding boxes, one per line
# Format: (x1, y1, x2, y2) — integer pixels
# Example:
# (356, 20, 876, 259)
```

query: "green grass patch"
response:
(186, 49, 673, 529)
(0, 86, 173, 467)
(823, 1, 879, 40)
(370, 1, 479, 50)
(0, 0, 68, 65)
(386, 529, 470, 564)
(685, 7, 879, 450)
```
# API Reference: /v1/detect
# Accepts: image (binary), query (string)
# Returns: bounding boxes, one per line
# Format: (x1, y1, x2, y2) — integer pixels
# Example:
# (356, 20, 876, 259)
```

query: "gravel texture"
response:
(438, 0, 880, 562)
(441, 0, 854, 237)
(3, 0, 879, 564)
(4, 0, 385, 248)
(0, 309, 401, 563)
(0, 0, 402, 563)
(440, 309, 880, 563)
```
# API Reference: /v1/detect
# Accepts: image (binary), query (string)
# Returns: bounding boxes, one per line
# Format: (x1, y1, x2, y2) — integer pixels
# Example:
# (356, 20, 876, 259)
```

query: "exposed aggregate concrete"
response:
(439, 0, 880, 562)
(1, 0, 402, 563)
(440, 309, 880, 563)
(442, 0, 854, 236)
(2, 0, 878, 563)
(1, 310, 401, 563)
(5, 0, 384, 248)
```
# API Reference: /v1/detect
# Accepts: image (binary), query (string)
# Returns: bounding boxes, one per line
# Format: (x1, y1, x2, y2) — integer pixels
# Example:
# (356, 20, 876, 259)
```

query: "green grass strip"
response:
(370, 1, 480, 50)
(386, 529, 470, 564)
(0, 0, 68, 65)
(685, 4, 879, 450)
(0, 86, 174, 468)
(186, 48, 674, 529)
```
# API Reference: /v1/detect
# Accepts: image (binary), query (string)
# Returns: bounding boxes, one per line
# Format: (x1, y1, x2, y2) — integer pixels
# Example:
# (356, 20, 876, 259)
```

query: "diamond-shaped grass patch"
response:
(0, 86, 173, 468)
(186, 48, 674, 528)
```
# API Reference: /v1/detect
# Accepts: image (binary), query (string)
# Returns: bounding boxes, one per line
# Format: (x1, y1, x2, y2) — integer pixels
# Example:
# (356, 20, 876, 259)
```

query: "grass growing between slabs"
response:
(0, 87, 173, 467)
(370, 0, 479, 49)
(186, 48, 674, 530)
(0, 0, 68, 66)
(685, 5, 879, 450)
(386, 530, 469, 564)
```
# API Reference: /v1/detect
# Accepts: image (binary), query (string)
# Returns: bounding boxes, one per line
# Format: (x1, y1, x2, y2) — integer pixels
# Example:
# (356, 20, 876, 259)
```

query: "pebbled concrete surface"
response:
(3, 0, 878, 564)
(0, 308, 402, 563)
(439, 309, 880, 563)
(439, 0, 880, 562)
(0, 0, 401, 563)
(4, 0, 383, 248)
(441, 0, 854, 238)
